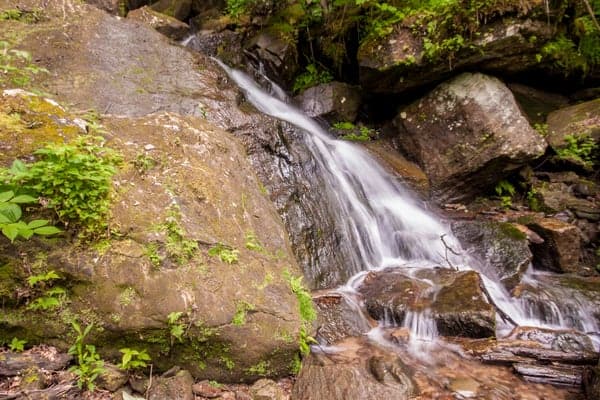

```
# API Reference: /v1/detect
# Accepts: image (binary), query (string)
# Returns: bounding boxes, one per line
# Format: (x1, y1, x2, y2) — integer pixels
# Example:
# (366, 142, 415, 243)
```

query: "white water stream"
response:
(215, 61, 599, 348)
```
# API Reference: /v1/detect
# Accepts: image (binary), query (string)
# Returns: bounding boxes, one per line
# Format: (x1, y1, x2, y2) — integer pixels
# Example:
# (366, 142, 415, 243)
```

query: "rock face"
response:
(364, 139, 430, 196)
(393, 73, 546, 202)
(127, 5, 190, 40)
(294, 82, 361, 123)
(292, 343, 416, 400)
(547, 98, 600, 152)
(313, 292, 372, 345)
(452, 220, 532, 291)
(358, 268, 496, 338)
(245, 29, 299, 86)
(357, 14, 553, 95)
(527, 218, 582, 274)
(0, 91, 303, 381)
(9, 0, 348, 290)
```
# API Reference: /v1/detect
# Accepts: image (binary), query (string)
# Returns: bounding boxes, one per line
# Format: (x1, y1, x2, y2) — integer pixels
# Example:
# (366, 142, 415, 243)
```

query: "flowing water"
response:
(214, 61, 599, 350)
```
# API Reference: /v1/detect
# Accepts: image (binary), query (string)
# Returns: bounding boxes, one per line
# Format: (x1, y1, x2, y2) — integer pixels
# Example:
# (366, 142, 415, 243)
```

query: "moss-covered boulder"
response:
(357, 2, 553, 95)
(451, 219, 532, 291)
(0, 90, 304, 382)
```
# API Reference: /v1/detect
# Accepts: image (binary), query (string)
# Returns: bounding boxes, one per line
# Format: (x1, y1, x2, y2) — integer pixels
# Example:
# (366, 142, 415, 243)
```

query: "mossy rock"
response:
(0, 93, 304, 382)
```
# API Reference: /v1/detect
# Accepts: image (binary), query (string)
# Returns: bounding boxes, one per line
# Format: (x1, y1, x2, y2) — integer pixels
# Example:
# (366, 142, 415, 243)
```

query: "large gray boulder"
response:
(294, 82, 361, 123)
(393, 73, 546, 203)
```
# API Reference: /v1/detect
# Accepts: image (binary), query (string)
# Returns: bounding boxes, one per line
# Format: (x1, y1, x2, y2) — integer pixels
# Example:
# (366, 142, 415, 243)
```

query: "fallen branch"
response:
(478, 275, 519, 327)
(440, 234, 460, 270)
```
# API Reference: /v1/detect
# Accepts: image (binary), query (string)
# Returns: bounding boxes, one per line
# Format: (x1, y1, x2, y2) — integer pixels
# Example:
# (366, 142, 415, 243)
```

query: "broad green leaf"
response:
(0, 204, 21, 223)
(0, 191, 14, 203)
(2, 224, 20, 242)
(0, 213, 11, 223)
(10, 195, 37, 204)
(27, 220, 48, 229)
(33, 226, 62, 236)
(19, 228, 33, 239)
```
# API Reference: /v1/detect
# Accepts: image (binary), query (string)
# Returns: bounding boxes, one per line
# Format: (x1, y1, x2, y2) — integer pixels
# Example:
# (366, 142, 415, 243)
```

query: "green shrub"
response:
(555, 134, 597, 167)
(119, 348, 151, 371)
(292, 64, 333, 93)
(208, 243, 239, 264)
(0, 189, 60, 242)
(5, 137, 121, 237)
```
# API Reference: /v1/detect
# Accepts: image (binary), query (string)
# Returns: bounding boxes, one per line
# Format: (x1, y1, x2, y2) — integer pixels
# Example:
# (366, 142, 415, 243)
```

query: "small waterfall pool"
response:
(213, 60, 599, 358)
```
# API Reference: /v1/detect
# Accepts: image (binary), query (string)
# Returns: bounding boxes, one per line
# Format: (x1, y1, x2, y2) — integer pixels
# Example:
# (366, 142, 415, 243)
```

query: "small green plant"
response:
(555, 134, 597, 167)
(68, 322, 105, 392)
(527, 187, 541, 212)
(0, 8, 43, 23)
(145, 242, 162, 267)
(26, 270, 66, 311)
(533, 123, 549, 137)
(167, 311, 185, 343)
(283, 269, 317, 366)
(0, 41, 48, 87)
(8, 337, 27, 352)
(118, 348, 151, 371)
(132, 153, 157, 175)
(5, 137, 121, 237)
(208, 380, 223, 388)
(494, 180, 516, 209)
(208, 243, 239, 264)
(292, 64, 333, 94)
(0, 190, 61, 242)
(232, 301, 255, 326)
(226, 0, 250, 18)
(245, 231, 264, 252)
(158, 204, 198, 265)
(245, 360, 270, 376)
(332, 122, 377, 142)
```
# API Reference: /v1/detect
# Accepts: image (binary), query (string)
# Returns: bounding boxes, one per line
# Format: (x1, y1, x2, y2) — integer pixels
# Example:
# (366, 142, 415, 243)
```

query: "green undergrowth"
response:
(1, 136, 122, 238)
(283, 269, 316, 373)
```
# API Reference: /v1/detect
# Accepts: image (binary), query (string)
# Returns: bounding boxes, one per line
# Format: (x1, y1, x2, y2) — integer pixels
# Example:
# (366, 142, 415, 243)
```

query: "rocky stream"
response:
(0, 1, 600, 399)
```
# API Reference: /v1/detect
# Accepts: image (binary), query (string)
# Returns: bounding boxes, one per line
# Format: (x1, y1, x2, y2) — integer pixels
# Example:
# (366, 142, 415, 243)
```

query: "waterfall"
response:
(214, 60, 599, 346)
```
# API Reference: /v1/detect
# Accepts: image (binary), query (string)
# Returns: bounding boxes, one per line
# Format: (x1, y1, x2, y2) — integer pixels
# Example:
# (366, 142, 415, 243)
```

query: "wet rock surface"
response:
(452, 219, 532, 291)
(458, 327, 599, 386)
(293, 82, 361, 124)
(358, 268, 495, 339)
(393, 73, 546, 203)
(313, 291, 372, 345)
(527, 218, 583, 274)
(292, 342, 416, 400)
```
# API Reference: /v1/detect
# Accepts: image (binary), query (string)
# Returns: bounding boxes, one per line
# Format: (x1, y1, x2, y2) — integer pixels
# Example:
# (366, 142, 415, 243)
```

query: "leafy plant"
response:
(232, 301, 255, 326)
(226, 0, 250, 18)
(26, 270, 66, 311)
(119, 348, 151, 371)
(0, 189, 60, 242)
(208, 243, 239, 264)
(5, 137, 121, 237)
(333, 122, 376, 142)
(8, 337, 26, 352)
(160, 205, 198, 265)
(555, 134, 597, 167)
(167, 311, 185, 343)
(68, 322, 105, 391)
(245, 231, 264, 252)
(283, 269, 317, 364)
(494, 180, 516, 209)
(292, 64, 333, 93)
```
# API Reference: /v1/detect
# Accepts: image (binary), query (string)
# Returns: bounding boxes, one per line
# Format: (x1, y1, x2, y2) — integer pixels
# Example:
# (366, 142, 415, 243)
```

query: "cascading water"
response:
(214, 60, 599, 349)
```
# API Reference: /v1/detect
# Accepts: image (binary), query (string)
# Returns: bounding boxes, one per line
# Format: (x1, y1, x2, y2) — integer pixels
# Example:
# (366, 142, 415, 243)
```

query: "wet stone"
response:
(313, 291, 372, 345)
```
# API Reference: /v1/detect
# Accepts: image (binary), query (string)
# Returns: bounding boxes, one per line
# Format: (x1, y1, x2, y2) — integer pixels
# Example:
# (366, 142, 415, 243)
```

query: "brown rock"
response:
(97, 363, 129, 392)
(294, 82, 361, 123)
(527, 218, 582, 274)
(249, 379, 285, 400)
(127, 6, 190, 40)
(393, 73, 546, 203)
(147, 369, 194, 400)
(192, 380, 223, 398)
(547, 98, 600, 151)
